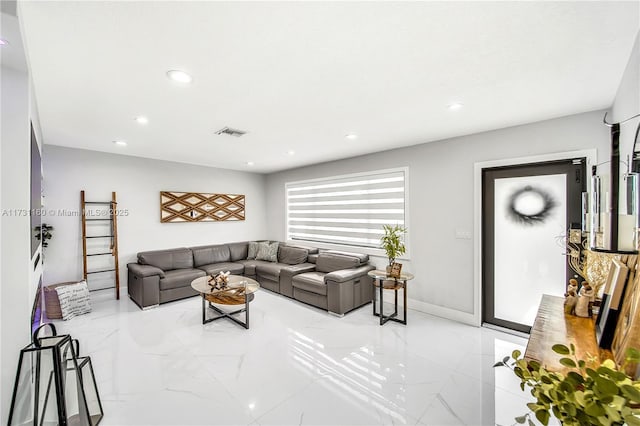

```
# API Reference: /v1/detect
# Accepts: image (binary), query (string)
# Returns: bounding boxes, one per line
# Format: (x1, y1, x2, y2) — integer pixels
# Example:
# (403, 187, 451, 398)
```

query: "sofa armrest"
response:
(279, 263, 316, 298)
(127, 263, 166, 278)
(324, 264, 375, 283)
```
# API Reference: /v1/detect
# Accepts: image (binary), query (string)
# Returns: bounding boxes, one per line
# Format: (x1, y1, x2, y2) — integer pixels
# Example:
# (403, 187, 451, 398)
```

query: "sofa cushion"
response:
(256, 241, 279, 262)
(199, 262, 244, 276)
(292, 272, 327, 295)
(228, 242, 249, 261)
(192, 245, 231, 267)
(278, 246, 308, 265)
(159, 269, 205, 291)
(281, 242, 319, 255)
(237, 259, 271, 276)
(256, 262, 288, 280)
(324, 250, 369, 264)
(139, 248, 193, 271)
(247, 242, 259, 260)
(316, 254, 359, 273)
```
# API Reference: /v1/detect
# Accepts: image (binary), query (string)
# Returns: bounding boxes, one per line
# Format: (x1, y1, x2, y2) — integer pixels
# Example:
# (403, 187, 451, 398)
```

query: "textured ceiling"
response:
(17, 1, 640, 173)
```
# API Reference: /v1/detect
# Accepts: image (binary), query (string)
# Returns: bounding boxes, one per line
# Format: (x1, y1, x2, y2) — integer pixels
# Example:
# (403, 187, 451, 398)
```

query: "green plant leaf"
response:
(567, 371, 585, 385)
(560, 357, 577, 368)
(553, 344, 571, 355)
(585, 402, 606, 417)
(515, 415, 527, 424)
(527, 419, 535, 426)
(493, 361, 505, 368)
(527, 403, 539, 412)
(535, 409, 550, 425)
(624, 414, 640, 426)
(595, 376, 619, 396)
(626, 347, 640, 363)
(512, 349, 521, 359)
(622, 385, 640, 402)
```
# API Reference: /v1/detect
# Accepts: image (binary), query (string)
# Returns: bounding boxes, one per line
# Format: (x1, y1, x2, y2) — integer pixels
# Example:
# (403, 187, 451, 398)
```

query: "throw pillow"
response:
(55, 281, 92, 320)
(247, 241, 259, 260)
(256, 241, 279, 262)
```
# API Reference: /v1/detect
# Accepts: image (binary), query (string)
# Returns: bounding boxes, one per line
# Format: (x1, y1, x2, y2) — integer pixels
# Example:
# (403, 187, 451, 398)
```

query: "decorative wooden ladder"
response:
(80, 191, 120, 299)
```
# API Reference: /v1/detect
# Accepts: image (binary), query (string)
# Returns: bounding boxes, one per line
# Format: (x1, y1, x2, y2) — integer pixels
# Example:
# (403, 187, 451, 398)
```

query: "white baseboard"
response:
(406, 297, 478, 327)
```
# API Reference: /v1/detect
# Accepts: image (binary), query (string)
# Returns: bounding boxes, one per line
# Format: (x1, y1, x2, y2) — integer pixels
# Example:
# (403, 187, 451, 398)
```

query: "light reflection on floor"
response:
(52, 289, 551, 425)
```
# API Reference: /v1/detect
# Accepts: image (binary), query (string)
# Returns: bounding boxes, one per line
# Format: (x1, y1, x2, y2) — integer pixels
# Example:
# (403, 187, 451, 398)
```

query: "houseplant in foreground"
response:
(380, 224, 407, 274)
(494, 344, 640, 426)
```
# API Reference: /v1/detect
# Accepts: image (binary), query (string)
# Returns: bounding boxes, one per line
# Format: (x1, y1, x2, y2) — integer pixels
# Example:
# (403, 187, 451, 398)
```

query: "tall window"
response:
(286, 168, 407, 249)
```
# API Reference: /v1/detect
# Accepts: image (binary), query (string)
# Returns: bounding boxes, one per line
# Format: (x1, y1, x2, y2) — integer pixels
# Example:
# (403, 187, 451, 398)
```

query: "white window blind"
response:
(286, 169, 406, 248)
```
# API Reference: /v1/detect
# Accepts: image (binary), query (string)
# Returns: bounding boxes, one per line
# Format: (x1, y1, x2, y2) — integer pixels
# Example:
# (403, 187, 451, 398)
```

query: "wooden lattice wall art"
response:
(160, 191, 245, 223)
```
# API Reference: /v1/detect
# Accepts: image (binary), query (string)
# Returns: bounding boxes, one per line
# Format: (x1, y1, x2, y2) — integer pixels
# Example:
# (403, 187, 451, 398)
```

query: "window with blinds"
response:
(286, 168, 407, 249)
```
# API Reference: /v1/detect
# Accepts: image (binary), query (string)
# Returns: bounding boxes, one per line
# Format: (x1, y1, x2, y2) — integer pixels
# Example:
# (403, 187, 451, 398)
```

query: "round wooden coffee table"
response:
(191, 275, 260, 329)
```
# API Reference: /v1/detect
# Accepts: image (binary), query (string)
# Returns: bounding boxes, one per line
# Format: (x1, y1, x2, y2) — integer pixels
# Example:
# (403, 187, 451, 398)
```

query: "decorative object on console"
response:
(574, 281, 594, 318)
(380, 224, 407, 275)
(596, 259, 630, 349)
(612, 256, 640, 377)
(584, 250, 622, 298)
(564, 278, 578, 315)
(160, 191, 245, 222)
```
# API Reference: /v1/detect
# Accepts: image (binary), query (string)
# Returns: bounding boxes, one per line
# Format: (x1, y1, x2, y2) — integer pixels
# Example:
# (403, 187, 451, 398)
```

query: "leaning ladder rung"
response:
(81, 190, 120, 300)
(86, 268, 116, 274)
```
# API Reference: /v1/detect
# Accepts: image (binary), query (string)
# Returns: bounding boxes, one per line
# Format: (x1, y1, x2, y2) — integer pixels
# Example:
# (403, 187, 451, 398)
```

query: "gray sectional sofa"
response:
(127, 241, 375, 316)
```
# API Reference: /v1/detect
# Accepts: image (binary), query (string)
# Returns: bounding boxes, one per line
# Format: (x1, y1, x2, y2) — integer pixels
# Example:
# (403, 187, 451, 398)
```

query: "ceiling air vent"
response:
(215, 127, 247, 137)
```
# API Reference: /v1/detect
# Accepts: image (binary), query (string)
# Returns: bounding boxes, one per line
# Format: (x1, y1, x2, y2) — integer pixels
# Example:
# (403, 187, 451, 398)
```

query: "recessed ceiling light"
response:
(134, 116, 148, 125)
(246, 161, 255, 166)
(287, 150, 295, 156)
(0, 39, 8, 46)
(448, 102, 464, 110)
(113, 140, 127, 147)
(166, 70, 193, 84)
(345, 133, 358, 140)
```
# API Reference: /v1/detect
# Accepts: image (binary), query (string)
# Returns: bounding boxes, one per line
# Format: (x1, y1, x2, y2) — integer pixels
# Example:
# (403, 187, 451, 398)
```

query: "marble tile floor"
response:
(52, 289, 553, 426)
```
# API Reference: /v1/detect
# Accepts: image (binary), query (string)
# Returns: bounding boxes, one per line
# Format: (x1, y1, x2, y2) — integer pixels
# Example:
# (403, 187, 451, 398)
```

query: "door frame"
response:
(472, 149, 598, 327)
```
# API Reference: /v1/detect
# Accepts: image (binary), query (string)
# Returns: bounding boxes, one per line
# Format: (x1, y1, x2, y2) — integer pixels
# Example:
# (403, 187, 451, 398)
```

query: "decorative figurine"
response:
(564, 287, 578, 315)
(564, 278, 579, 315)
(575, 281, 594, 318)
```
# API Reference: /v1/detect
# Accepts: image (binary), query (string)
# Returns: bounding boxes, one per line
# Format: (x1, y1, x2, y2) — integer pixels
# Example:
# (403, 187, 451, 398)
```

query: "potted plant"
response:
(380, 224, 407, 276)
(494, 344, 640, 426)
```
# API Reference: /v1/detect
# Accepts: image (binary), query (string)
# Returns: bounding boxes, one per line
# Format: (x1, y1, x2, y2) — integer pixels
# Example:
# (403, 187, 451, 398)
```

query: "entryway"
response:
(481, 158, 585, 333)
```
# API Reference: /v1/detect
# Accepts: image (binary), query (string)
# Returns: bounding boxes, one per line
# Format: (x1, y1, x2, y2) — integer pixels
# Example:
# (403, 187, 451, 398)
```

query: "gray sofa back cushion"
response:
(316, 253, 360, 273)
(281, 242, 319, 255)
(324, 250, 369, 264)
(228, 242, 249, 261)
(278, 246, 308, 265)
(138, 248, 193, 271)
(192, 245, 231, 267)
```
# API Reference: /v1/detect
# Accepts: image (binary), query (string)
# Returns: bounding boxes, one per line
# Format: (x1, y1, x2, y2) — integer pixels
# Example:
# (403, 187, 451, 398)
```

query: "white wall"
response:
(42, 146, 268, 289)
(0, 60, 32, 423)
(611, 30, 640, 228)
(265, 110, 610, 325)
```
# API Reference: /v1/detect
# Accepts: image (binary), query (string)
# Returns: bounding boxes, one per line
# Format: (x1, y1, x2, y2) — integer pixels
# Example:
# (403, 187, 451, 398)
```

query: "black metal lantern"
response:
(8, 323, 103, 425)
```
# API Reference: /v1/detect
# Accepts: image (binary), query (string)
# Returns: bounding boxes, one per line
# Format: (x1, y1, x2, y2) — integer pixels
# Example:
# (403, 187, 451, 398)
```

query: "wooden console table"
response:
(525, 294, 612, 373)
